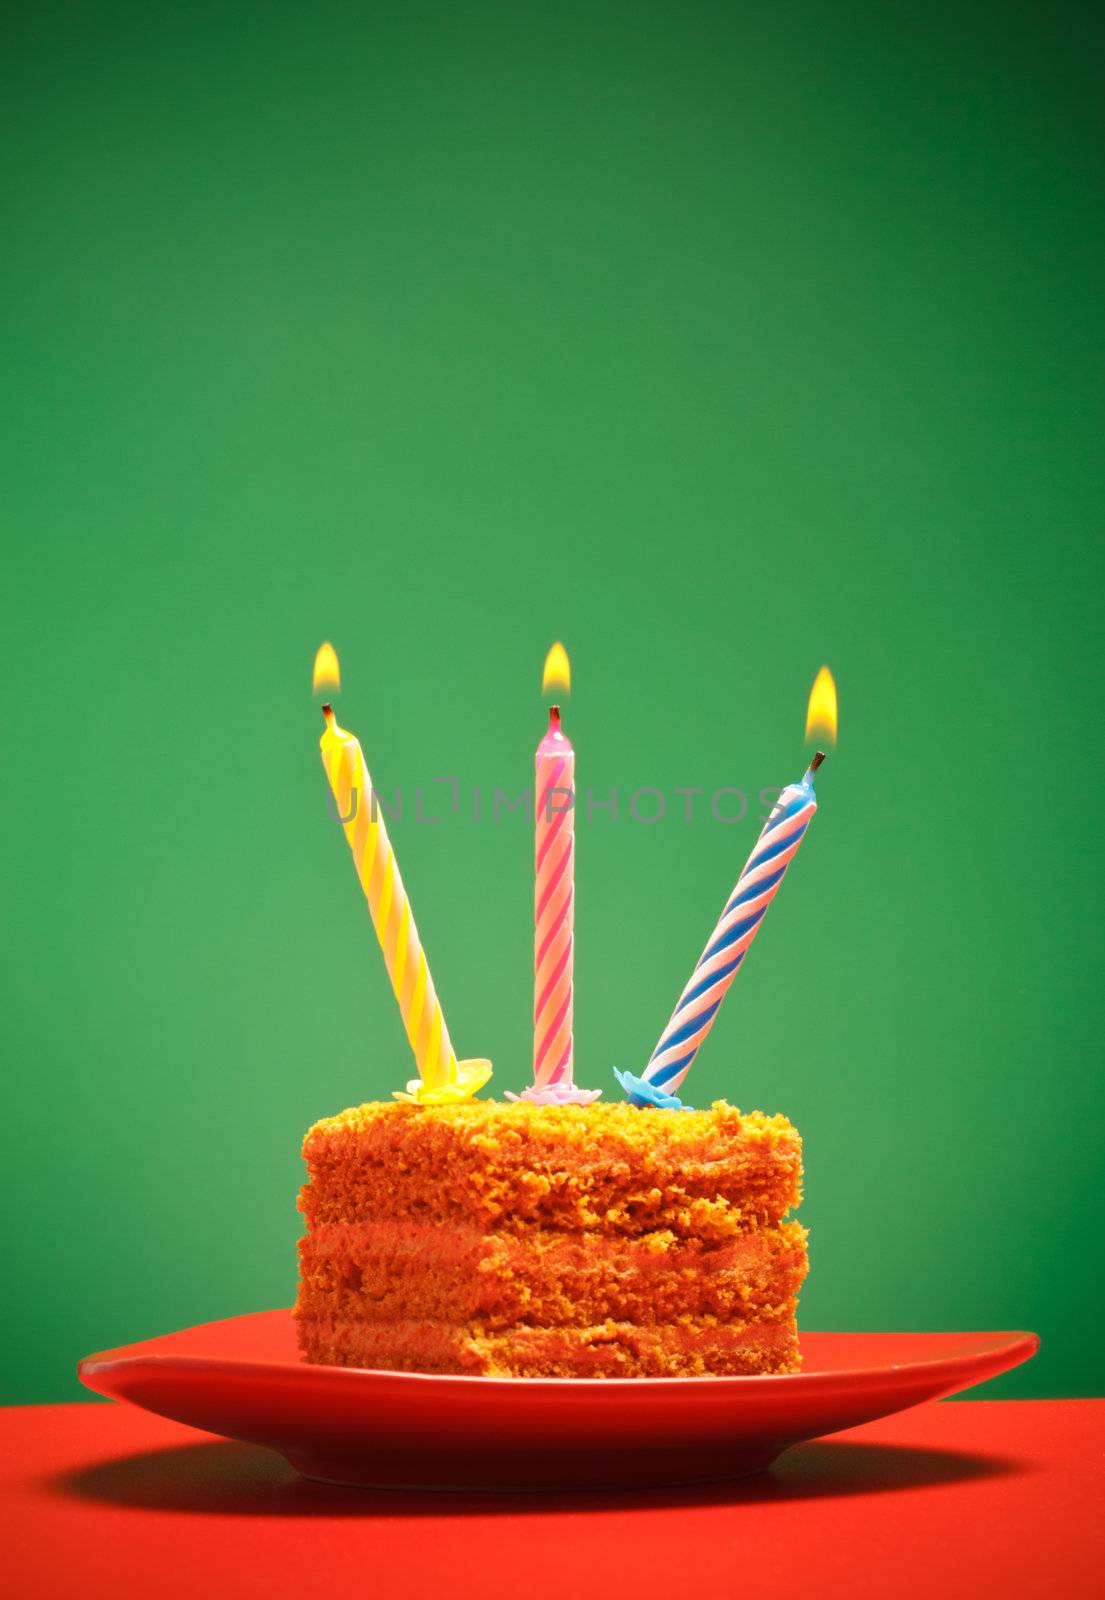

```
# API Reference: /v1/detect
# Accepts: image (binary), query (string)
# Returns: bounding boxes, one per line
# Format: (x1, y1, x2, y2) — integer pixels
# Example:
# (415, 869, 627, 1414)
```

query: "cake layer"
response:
(297, 1314, 801, 1377)
(299, 1101, 802, 1240)
(296, 1219, 808, 1330)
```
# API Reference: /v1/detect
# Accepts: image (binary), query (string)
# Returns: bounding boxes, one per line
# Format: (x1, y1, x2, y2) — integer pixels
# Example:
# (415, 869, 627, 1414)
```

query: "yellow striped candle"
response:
(319, 703, 491, 1104)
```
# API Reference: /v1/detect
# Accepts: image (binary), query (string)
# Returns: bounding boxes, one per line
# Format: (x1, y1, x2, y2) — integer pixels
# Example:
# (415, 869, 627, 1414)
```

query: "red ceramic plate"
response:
(78, 1312, 1037, 1490)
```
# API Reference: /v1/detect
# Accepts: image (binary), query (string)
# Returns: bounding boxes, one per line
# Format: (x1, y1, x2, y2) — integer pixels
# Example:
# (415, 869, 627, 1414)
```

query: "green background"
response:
(4, 0, 1103, 1404)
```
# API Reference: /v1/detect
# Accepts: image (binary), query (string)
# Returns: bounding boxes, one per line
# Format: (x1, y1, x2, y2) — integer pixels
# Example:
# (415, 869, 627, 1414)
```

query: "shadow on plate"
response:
(54, 1434, 1030, 1517)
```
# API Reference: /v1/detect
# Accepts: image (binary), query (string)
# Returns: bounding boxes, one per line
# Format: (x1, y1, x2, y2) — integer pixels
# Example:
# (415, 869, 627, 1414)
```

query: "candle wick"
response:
(548, 705, 561, 731)
(808, 750, 826, 772)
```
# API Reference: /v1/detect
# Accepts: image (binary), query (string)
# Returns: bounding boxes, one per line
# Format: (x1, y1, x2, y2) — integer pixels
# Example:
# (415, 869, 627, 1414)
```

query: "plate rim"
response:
(78, 1315, 1040, 1395)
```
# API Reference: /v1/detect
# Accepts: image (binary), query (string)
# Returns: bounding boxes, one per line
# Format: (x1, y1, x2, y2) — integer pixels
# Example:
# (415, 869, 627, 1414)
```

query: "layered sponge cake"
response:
(295, 1099, 807, 1377)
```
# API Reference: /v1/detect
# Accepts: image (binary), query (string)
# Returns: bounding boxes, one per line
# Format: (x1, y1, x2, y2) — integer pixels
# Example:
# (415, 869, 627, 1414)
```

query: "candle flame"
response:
(313, 641, 341, 694)
(805, 666, 838, 745)
(541, 641, 571, 696)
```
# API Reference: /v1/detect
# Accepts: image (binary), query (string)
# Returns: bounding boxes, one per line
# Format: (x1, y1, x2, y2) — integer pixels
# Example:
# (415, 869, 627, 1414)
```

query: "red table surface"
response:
(3, 1399, 1102, 1600)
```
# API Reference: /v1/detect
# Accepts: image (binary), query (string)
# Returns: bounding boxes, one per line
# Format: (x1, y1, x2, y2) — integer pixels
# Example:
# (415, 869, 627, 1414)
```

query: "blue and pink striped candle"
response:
(616, 751, 824, 1110)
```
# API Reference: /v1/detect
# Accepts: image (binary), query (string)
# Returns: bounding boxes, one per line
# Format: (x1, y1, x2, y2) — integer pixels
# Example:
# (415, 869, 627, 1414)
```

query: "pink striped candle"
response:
(510, 704, 600, 1105)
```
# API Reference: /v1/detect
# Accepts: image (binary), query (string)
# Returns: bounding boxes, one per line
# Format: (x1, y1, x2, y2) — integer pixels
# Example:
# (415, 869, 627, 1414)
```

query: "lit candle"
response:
(616, 668, 837, 1109)
(509, 644, 600, 1104)
(314, 647, 491, 1104)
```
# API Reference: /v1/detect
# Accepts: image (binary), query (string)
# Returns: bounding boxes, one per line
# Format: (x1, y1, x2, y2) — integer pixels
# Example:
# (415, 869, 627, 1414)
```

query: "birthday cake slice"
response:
(295, 1099, 807, 1377)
